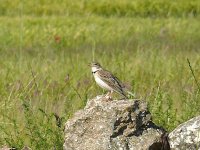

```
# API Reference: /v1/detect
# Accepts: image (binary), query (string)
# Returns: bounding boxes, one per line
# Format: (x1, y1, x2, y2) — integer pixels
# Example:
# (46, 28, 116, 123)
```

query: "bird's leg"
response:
(105, 91, 110, 98)
(105, 91, 113, 101)
(110, 91, 114, 97)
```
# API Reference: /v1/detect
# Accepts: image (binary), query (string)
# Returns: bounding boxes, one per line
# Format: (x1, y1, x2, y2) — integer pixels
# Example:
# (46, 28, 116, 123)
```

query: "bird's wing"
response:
(97, 70, 126, 97)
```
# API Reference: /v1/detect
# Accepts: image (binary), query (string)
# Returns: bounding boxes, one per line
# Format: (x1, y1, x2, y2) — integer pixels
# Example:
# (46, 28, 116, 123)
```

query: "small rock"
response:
(22, 146, 31, 150)
(0, 145, 15, 150)
(169, 115, 200, 150)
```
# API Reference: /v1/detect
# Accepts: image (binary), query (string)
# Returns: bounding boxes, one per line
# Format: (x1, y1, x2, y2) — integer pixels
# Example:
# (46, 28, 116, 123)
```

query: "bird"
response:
(89, 62, 128, 99)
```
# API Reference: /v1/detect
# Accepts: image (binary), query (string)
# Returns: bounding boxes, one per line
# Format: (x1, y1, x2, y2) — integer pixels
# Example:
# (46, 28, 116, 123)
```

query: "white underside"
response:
(94, 75, 113, 91)
(92, 66, 113, 91)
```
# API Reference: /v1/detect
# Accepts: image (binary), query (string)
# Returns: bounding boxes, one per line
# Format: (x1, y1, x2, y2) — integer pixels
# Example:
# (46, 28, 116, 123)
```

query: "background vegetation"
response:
(0, 0, 200, 149)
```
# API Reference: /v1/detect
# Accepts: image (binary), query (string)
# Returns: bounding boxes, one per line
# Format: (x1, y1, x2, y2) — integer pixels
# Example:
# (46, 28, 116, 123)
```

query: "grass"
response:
(1, 0, 200, 149)
(1, 0, 200, 17)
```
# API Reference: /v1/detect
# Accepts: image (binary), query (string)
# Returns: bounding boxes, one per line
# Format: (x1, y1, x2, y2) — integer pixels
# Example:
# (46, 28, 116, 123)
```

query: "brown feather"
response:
(96, 69, 127, 98)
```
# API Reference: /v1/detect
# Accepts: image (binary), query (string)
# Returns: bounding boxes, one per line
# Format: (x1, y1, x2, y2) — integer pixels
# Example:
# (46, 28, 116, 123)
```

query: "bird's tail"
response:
(120, 91, 128, 99)
(123, 88, 135, 98)
(126, 90, 135, 97)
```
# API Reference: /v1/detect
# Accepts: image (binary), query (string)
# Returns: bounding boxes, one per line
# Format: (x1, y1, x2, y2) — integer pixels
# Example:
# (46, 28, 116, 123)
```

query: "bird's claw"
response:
(105, 95, 112, 101)
(103, 91, 113, 101)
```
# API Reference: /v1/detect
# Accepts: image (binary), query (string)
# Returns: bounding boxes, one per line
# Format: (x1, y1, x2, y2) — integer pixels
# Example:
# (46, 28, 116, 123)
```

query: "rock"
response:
(0, 146, 31, 150)
(169, 115, 200, 150)
(0, 145, 11, 150)
(63, 95, 167, 150)
(22, 146, 31, 150)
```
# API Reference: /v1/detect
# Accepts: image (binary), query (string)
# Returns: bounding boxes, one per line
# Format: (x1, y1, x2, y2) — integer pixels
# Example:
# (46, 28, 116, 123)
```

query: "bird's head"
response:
(88, 62, 102, 73)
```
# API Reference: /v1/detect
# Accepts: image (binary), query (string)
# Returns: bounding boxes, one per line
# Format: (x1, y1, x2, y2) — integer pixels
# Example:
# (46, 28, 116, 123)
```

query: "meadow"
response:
(0, 0, 200, 149)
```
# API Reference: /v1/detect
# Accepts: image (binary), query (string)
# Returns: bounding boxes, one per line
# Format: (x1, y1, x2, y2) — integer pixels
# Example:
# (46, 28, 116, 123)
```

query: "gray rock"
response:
(22, 146, 31, 150)
(169, 115, 200, 150)
(63, 95, 165, 150)
(0, 145, 11, 150)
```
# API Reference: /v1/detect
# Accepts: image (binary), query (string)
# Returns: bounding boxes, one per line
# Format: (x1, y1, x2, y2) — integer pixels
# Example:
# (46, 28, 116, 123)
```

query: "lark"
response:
(89, 62, 127, 99)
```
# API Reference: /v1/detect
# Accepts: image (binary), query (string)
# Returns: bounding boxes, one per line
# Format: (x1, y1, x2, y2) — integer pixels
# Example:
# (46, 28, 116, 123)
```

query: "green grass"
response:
(1, 0, 200, 149)
(1, 0, 200, 17)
